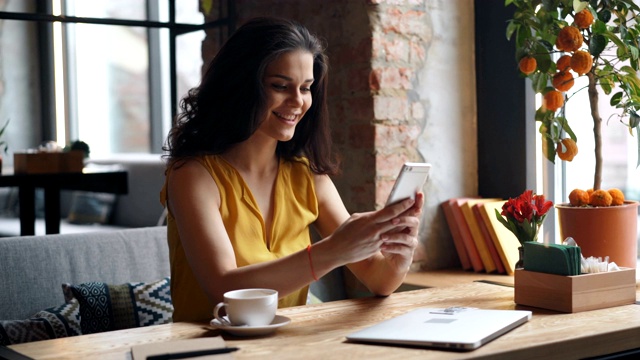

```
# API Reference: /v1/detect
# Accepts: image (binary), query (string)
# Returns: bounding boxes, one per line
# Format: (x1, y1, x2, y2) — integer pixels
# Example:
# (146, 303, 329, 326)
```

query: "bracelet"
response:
(306, 244, 319, 281)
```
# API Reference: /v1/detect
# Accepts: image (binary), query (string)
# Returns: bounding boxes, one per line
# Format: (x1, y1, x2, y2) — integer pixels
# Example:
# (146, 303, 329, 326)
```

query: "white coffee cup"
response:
(213, 288, 278, 327)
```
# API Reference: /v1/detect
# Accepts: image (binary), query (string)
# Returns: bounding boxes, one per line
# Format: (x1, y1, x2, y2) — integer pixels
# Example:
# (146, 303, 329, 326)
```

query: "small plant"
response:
(0, 119, 9, 154)
(64, 140, 90, 158)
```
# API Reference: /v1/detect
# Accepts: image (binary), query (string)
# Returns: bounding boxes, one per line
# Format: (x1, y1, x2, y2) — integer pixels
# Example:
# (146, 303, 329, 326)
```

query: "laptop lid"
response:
(345, 307, 531, 351)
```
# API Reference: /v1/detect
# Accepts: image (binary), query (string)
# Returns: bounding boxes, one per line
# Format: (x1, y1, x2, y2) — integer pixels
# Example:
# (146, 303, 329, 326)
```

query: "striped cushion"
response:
(0, 299, 80, 345)
(63, 277, 173, 334)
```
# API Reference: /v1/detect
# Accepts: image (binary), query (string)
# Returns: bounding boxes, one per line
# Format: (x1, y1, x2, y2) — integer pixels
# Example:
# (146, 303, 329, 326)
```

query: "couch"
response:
(0, 226, 170, 320)
(0, 226, 171, 344)
(0, 154, 167, 236)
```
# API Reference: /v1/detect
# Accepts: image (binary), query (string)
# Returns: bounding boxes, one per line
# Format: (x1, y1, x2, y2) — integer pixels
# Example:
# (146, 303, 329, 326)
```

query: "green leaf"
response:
(201, 0, 213, 16)
(592, 19, 607, 34)
(507, 21, 519, 40)
(604, 32, 626, 48)
(636, 124, 640, 168)
(573, 0, 588, 12)
(598, 9, 611, 23)
(533, 43, 553, 72)
(600, 77, 613, 94)
(611, 92, 624, 106)
(539, 122, 557, 163)
(532, 72, 550, 93)
(589, 34, 607, 56)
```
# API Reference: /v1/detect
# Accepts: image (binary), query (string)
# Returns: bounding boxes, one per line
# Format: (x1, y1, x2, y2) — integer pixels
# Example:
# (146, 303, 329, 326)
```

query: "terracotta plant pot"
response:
(556, 201, 639, 268)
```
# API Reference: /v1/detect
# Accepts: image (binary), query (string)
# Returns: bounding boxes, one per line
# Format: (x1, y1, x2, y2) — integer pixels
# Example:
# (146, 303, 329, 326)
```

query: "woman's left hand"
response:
(379, 192, 424, 272)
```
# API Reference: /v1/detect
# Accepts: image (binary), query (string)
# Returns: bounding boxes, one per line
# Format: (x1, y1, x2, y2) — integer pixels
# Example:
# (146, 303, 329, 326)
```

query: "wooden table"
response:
(8, 281, 640, 360)
(0, 167, 127, 235)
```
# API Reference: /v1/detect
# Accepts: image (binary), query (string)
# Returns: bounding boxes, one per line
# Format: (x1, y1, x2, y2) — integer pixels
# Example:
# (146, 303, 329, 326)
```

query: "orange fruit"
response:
(556, 26, 583, 52)
(552, 71, 574, 92)
(519, 56, 537, 75)
(556, 138, 578, 161)
(590, 189, 613, 206)
(543, 90, 564, 112)
(586, 188, 594, 197)
(556, 55, 572, 72)
(608, 188, 625, 206)
(571, 50, 593, 75)
(574, 9, 594, 29)
(569, 188, 589, 206)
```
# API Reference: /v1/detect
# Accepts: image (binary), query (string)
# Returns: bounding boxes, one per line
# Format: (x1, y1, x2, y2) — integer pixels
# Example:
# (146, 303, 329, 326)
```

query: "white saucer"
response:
(209, 315, 291, 336)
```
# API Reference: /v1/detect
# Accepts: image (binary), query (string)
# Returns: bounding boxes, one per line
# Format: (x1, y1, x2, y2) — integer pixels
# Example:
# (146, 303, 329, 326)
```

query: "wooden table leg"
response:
(43, 187, 61, 234)
(18, 185, 36, 236)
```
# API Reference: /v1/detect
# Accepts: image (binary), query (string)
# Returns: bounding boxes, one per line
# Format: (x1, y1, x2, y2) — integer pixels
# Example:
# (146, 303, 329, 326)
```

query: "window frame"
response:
(0, 0, 235, 154)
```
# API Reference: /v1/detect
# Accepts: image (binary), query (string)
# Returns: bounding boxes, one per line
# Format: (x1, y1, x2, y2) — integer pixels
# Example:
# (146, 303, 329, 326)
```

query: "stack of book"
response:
(441, 198, 521, 275)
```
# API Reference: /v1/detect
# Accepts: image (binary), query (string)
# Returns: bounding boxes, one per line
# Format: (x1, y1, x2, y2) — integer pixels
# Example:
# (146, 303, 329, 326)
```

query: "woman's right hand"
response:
(326, 197, 418, 264)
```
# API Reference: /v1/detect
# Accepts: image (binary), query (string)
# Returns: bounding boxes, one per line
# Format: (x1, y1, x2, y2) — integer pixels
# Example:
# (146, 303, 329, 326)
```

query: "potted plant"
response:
(506, 0, 639, 267)
(0, 119, 9, 174)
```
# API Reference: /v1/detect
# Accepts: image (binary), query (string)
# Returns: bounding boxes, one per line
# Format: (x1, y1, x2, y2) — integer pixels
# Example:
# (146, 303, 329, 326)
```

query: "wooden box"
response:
(514, 268, 636, 313)
(14, 151, 84, 174)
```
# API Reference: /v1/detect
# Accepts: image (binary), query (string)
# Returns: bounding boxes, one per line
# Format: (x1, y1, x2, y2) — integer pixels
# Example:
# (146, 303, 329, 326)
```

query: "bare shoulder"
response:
(167, 158, 220, 207)
(312, 173, 337, 199)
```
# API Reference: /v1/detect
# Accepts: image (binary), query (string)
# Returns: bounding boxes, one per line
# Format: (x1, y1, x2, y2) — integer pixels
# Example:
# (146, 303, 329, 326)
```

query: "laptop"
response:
(346, 307, 531, 351)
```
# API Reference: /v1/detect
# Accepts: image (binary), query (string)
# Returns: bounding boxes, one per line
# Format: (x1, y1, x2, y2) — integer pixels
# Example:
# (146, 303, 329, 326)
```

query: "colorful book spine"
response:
(473, 202, 506, 274)
(460, 199, 498, 273)
(441, 199, 472, 270)
(477, 200, 521, 275)
(451, 198, 484, 272)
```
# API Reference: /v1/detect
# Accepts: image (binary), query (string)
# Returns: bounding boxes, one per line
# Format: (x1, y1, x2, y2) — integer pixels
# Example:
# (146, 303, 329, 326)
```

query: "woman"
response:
(161, 17, 424, 322)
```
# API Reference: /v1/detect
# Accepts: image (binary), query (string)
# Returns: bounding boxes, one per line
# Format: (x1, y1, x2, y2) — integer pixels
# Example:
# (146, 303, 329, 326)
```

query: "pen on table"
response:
(146, 346, 240, 360)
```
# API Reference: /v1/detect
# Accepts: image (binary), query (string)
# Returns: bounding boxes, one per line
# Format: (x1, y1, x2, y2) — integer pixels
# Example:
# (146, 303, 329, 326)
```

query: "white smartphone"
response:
(386, 162, 431, 206)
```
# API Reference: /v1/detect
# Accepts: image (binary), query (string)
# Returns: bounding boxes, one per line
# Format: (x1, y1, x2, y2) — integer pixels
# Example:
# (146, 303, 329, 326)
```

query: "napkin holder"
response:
(14, 150, 84, 174)
(514, 268, 636, 312)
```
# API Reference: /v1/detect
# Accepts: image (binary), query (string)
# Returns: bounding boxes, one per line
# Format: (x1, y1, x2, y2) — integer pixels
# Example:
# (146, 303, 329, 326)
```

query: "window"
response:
(0, 0, 219, 159)
(52, 0, 205, 156)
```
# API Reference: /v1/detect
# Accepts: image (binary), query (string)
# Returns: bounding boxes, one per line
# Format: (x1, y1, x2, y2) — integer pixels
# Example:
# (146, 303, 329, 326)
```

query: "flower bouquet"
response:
(495, 190, 554, 245)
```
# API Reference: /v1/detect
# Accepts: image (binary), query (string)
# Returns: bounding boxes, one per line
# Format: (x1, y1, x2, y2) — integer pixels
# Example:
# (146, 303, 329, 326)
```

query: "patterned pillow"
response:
(66, 191, 117, 224)
(63, 277, 173, 335)
(0, 299, 81, 345)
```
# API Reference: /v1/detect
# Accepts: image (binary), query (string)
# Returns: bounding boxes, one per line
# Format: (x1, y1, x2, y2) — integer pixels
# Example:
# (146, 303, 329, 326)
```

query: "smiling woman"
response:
(160, 17, 425, 323)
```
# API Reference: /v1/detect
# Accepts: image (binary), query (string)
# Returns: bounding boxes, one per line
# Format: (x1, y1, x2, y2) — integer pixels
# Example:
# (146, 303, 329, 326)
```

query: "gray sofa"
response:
(0, 226, 169, 321)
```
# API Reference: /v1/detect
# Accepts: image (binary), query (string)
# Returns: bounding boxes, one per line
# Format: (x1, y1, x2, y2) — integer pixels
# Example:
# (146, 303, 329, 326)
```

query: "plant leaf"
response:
(589, 34, 607, 56)
(573, 0, 588, 12)
(611, 91, 624, 106)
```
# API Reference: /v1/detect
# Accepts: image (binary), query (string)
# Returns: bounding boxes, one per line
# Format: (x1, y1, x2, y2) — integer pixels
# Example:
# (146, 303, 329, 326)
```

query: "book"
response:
(441, 199, 472, 270)
(473, 202, 506, 274)
(460, 199, 501, 273)
(476, 200, 521, 275)
(450, 198, 484, 272)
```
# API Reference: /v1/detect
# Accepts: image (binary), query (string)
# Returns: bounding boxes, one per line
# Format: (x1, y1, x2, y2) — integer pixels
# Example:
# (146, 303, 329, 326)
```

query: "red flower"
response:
(496, 190, 554, 244)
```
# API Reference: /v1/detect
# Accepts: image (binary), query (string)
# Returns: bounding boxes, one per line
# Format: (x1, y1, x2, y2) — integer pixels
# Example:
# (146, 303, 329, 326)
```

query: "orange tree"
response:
(506, 0, 640, 191)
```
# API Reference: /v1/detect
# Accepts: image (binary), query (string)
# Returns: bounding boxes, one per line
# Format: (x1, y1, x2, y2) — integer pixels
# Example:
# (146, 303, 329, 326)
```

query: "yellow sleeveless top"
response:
(160, 155, 318, 322)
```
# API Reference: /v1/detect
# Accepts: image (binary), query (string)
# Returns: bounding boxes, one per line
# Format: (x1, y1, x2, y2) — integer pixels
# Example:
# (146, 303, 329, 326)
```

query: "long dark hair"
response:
(163, 17, 338, 175)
